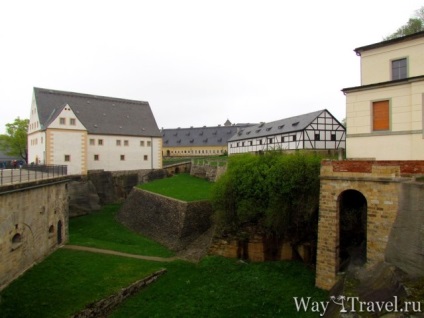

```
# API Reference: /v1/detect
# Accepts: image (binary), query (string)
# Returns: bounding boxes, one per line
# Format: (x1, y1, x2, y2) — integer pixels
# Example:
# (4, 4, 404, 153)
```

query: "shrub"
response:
(211, 151, 322, 257)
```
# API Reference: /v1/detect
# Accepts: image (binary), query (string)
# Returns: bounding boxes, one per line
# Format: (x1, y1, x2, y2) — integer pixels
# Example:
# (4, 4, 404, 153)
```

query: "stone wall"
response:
(316, 160, 424, 290)
(190, 160, 227, 182)
(0, 178, 69, 291)
(71, 269, 166, 318)
(385, 182, 424, 277)
(209, 235, 294, 262)
(117, 188, 213, 251)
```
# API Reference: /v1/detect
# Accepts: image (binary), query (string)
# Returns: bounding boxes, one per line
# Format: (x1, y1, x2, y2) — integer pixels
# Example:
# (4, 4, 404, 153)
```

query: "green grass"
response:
(69, 204, 174, 257)
(0, 202, 328, 318)
(138, 173, 213, 201)
(110, 256, 328, 317)
(0, 249, 165, 318)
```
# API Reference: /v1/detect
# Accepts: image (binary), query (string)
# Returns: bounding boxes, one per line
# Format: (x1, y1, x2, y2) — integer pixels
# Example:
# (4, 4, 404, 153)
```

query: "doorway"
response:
(338, 190, 367, 271)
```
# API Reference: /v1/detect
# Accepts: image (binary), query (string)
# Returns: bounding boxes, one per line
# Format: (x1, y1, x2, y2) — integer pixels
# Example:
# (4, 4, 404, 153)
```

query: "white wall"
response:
(86, 135, 162, 171)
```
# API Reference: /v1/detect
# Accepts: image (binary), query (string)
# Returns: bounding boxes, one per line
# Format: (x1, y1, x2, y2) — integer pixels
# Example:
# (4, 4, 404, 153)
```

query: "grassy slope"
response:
(0, 249, 165, 318)
(69, 204, 174, 257)
(110, 256, 327, 318)
(138, 173, 213, 201)
(1, 198, 328, 317)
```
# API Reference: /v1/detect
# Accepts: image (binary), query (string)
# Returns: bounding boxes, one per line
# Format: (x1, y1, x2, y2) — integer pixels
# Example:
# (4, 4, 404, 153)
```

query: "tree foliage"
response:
(211, 151, 322, 247)
(0, 117, 29, 162)
(384, 7, 424, 40)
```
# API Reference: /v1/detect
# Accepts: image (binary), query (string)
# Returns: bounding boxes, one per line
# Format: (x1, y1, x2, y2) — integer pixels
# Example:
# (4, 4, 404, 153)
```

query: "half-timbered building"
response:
(227, 109, 345, 155)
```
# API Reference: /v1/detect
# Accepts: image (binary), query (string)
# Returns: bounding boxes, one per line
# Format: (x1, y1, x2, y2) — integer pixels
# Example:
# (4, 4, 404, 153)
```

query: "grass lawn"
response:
(0, 249, 165, 318)
(110, 256, 328, 317)
(1, 203, 328, 317)
(138, 173, 213, 201)
(69, 204, 174, 257)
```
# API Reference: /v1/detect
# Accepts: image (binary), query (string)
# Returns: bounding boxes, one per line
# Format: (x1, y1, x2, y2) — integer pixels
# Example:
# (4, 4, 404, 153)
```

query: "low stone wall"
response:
(209, 236, 293, 262)
(117, 188, 213, 251)
(209, 233, 313, 262)
(190, 161, 227, 182)
(87, 169, 169, 204)
(71, 269, 166, 318)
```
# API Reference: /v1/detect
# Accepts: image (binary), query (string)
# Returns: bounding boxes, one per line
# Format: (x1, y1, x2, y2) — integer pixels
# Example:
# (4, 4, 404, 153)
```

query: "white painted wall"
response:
(360, 37, 424, 85)
(86, 134, 162, 171)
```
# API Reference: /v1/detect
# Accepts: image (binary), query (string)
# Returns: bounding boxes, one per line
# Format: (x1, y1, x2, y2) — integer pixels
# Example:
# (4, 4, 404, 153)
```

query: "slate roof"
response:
(354, 30, 424, 56)
(33, 87, 161, 137)
(162, 123, 254, 147)
(228, 109, 328, 142)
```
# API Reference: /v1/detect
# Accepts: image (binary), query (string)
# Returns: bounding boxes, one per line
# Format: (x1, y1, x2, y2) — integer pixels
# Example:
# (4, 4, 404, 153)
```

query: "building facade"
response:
(227, 109, 345, 155)
(28, 88, 162, 175)
(343, 31, 424, 159)
(162, 120, 253, 157)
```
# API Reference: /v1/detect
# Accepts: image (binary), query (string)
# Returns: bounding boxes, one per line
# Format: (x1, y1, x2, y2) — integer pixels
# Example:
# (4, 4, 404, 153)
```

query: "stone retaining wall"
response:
(0, 178, 69, 291)
(117, 188, 213, 251)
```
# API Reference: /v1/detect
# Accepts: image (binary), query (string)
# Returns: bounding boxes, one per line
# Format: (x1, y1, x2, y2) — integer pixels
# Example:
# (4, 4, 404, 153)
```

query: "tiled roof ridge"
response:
(34, 87, 149, 106)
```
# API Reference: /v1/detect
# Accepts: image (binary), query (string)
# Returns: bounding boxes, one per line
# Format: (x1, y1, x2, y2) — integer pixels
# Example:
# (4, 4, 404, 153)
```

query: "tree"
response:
(384, 6, 424, 40)
(211, 151, 322, 262)
(0, 117, 29, 162)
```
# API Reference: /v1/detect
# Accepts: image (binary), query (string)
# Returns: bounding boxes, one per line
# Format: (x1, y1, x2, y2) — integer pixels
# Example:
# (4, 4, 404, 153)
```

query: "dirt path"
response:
(63, 245, 180, 262)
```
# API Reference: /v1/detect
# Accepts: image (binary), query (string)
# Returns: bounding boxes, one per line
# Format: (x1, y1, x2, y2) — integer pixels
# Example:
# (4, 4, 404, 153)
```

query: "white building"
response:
(228, 109, 345, 155)
(343, 31, 424, 160)
(28, 87, 162, 175)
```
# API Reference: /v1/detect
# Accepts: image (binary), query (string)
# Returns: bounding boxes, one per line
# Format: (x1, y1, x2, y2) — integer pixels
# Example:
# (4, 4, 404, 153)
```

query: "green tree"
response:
(211, 151, 322, 261)
(384, 6, 424, 40)
(0, 117, 29, 162)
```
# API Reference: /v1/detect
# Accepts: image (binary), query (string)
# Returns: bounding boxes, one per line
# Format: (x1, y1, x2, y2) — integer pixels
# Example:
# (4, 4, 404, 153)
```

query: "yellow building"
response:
(343, 31, 424, 160)
(162, 120, 253, 157)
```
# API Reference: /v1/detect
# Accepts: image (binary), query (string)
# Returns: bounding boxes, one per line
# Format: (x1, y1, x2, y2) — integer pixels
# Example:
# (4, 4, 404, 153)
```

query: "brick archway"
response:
(314, 160, 412, 290)
(338, 189, 367, 272)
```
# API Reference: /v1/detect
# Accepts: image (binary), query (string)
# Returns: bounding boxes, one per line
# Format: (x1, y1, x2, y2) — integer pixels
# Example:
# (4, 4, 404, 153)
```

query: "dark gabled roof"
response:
(33, 87, 161, 137)
(162, 123, 254, 147)
(228, 109, 326, 142)
(354, 30, 424, 56)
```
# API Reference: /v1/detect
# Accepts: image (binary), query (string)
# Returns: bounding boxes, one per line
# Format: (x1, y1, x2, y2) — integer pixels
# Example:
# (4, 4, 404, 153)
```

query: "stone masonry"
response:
(316, 160, 424, 290)
(0, 178, 69, 291)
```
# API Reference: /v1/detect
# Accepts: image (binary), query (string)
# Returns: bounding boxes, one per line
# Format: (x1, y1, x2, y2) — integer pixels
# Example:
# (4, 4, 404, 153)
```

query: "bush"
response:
(211, 151, 322, 255)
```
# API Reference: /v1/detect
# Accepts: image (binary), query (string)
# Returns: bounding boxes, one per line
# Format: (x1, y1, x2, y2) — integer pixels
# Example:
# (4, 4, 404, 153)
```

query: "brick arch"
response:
(315, 161, 402, 290)
(337, 189, 367, 272)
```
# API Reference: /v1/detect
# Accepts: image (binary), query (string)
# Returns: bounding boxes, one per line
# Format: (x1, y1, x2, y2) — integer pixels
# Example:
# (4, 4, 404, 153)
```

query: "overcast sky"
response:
(0, 1, 422, 133)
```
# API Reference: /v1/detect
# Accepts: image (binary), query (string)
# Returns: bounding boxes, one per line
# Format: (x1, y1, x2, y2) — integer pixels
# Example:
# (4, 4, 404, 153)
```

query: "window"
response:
(144, 155, 148, 161)
(89, 139, 95, 145)
(373, 100, 390, 131)
(140, 140, 145, 146)
(147, 141, 151, 147)
(116, 140, 121, 146)
(70, 118, 76, 125)
(124, 140, 129, 146)
(392, 58, 407, 80)
(60, 118, 66, 125)
(293, 135, 297, 142)
(281, 136, 285, 142)
(64, 155, 71, 162)
(120, 155, 125, 161)
(98, 139, 103, 146)
(315, 133, 320, 141)
(331, 133, 336, 141)
(268, 138, 273, 144)
(94, 154, 99, 161)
